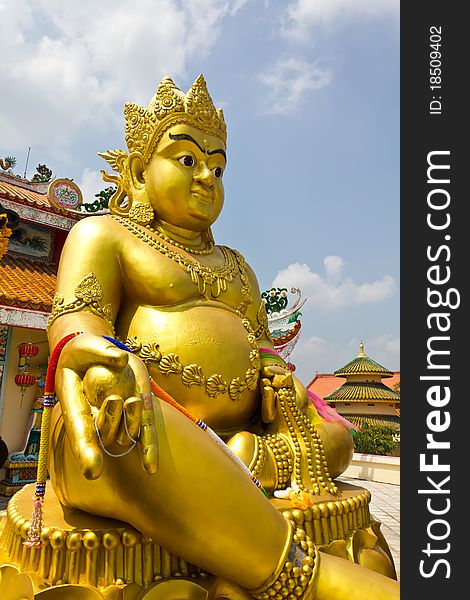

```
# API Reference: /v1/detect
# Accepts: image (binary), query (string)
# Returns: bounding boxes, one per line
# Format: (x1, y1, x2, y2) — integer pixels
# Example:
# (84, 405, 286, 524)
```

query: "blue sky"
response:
(0, 0, 399, 385)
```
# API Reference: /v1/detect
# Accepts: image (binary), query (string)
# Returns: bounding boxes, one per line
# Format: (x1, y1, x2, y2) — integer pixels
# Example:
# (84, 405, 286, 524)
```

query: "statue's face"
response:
(143, 123, 226, 231)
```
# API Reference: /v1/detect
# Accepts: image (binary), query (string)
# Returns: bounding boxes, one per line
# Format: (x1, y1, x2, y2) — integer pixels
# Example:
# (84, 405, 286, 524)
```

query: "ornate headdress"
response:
(99, 75, 226, 225)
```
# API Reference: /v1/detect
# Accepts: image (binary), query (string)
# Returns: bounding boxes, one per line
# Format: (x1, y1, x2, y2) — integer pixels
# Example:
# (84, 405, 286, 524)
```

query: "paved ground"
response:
(338, 476, 400, 580)
(1, 477, 400, 580)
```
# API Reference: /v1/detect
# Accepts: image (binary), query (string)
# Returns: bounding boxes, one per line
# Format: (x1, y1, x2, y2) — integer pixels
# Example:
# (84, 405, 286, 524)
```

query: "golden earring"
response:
(129, 200, 155, 226)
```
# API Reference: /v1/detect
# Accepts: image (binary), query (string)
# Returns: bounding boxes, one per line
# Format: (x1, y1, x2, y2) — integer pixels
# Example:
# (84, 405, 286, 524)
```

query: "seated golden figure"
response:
(0, 76, 399, 600)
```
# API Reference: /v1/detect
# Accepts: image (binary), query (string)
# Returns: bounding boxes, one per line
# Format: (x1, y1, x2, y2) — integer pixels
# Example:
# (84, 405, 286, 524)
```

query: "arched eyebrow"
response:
(207, 148, 227, 160)
(169, 133, 226, 161)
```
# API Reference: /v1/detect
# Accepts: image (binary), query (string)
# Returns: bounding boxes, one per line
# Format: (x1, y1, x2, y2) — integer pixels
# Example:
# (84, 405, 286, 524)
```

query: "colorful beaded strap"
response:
(25, 331, 82, 547)
(25, 332, 268, 547)
(148, 376, 267, 497)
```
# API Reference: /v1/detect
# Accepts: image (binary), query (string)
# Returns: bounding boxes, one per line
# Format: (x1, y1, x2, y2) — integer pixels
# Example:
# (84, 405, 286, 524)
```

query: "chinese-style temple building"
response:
(0, 163, 81, 493)
(308, 343, 400, 431)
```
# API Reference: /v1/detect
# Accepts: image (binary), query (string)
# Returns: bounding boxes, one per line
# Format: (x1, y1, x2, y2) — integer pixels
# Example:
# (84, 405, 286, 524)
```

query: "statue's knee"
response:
(226, 431, 257, 470)
(316, 420, 354, 478)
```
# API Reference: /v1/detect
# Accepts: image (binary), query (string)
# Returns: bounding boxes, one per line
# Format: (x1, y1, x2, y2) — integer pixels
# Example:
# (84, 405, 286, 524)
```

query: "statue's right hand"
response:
(55, 333, 157, 480)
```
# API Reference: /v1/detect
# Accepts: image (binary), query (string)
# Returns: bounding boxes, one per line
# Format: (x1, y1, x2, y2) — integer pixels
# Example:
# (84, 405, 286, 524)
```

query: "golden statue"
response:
(0, 76, 399, 600)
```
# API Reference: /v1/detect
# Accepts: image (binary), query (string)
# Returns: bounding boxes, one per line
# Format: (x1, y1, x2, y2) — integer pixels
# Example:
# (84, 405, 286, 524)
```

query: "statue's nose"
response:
(194, 161, 214, 186)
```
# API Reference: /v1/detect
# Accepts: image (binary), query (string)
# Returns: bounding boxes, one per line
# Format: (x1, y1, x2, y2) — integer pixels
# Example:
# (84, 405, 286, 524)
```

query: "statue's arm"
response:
(241, 260, 311, 421)
(240, 262, 274, 350)
(48, 216, 122, 347)
(48, 216, 158, 479)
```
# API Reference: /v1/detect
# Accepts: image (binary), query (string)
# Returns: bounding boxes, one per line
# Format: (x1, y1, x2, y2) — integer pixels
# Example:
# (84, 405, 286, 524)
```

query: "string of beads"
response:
(252, 527, 317, 600)
(145, 223, 214, 255)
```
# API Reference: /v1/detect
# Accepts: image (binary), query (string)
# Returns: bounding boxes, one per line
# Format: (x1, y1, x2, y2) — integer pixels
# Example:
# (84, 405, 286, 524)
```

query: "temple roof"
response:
(324, 381, 400, 403)
(0, 172, 80, 221)
(0, 178, 52, 210)
(307, 372, 400, 400)
(340, 414, 400, 430)
(333, 342, 394, 378)
(0, 253, 56, 312)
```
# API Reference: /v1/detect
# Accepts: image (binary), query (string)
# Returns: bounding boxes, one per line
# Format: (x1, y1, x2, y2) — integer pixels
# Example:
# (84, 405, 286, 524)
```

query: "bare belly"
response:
(119, 304, 261, 432)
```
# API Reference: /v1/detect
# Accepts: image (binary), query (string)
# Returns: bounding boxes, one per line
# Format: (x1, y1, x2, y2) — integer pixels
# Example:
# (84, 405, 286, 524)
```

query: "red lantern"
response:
(17, 342, 40, 368)
(14, 372, 37, 406)
(18, 342, 40, 357)
(14, 372, 37, 389)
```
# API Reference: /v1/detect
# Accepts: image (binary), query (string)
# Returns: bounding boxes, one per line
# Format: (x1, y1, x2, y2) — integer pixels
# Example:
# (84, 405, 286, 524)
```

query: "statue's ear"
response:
(128, 153, 146, 190)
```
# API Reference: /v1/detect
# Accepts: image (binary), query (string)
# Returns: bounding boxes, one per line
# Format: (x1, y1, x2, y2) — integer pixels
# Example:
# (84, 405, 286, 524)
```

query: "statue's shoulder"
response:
(220, 245, 259, 283)
(220, 245, 246, 261)
(69, 215, 123, 243)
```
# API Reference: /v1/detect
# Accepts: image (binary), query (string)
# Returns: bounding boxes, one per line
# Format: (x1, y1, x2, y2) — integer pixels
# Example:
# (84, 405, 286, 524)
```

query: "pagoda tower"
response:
(323, 342, 400, 431)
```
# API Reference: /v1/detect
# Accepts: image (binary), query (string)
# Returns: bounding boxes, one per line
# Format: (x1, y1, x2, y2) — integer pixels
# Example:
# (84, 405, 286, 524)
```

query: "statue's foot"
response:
(208, 528, 317, 600)
(208, 543, 400, 600)
(226, 431, 293, 494)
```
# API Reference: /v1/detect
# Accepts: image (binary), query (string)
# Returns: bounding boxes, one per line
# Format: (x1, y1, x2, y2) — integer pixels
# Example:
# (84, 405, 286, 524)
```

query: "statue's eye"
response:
(212, 166, 223, 179)
(178, 155, 195, 167)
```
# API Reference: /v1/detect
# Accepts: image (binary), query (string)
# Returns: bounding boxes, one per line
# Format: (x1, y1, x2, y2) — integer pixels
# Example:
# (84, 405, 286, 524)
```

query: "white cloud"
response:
(282, 0, 399, 41)
(228, 0, 249, 15)
(324, 255, 344, 285)
(76, 169, 108, 205)
(366, 334, 400, 361)
(0, 0, 243, 162)
(293, 335, 334, 379)
(272, 257, 395, 309)
(258, 57, 331, 114)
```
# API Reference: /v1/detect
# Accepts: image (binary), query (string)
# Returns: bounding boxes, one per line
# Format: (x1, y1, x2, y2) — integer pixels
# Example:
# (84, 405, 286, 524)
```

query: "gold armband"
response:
(253, 301, 272, 340)
(47, 272, 114, 332)
(251, 526, 318, 600)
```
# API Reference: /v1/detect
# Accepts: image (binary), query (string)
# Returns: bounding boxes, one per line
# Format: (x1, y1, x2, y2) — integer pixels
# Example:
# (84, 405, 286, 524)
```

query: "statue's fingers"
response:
(116, 396, 143, 446)
(139, 393, 158, 474)
(59, 333, 129, 373)
(261, 386, 276, 424)
(261, 377, 272, 389)
(56, 367, 103, 480)
(96, 394, 123, 447)
(82, 364, 135, 409)
(126, 355, 157, 472)
(271, 372, 294, 390)
(261, 366, 276, 379)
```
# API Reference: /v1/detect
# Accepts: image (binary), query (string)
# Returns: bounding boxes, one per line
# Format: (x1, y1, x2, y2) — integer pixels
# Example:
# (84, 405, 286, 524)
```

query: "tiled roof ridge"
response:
(341, 414, 400, 429)
(324, 381, 400, 402)
(0, 171, 49, 194)
(0, 252, 56, 311)
(2, 252, 55, 271)
(0, 173, 79, 221)
(334, 355, 394, 377)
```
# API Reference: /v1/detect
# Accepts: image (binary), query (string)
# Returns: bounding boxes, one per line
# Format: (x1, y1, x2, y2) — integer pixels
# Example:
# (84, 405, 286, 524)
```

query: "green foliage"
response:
(1, 156, 17, 171)
(353, 421, 399, 456)
(82, 186, 116, 213)
(95, 185, 115, 206)
(32, 164, 53, 182)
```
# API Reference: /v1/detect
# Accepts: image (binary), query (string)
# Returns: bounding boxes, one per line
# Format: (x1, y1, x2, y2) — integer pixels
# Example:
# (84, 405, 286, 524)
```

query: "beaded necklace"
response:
(146, 223, 214, 255)
(110, 215, 239, 298)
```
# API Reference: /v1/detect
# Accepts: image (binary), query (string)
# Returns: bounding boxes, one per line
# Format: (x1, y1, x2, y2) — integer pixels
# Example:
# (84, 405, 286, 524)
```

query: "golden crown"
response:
(123, 74, 226, 163)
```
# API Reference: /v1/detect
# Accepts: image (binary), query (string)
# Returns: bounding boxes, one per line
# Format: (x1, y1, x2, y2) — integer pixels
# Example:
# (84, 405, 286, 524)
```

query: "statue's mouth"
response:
(191, 188, 214, 203)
